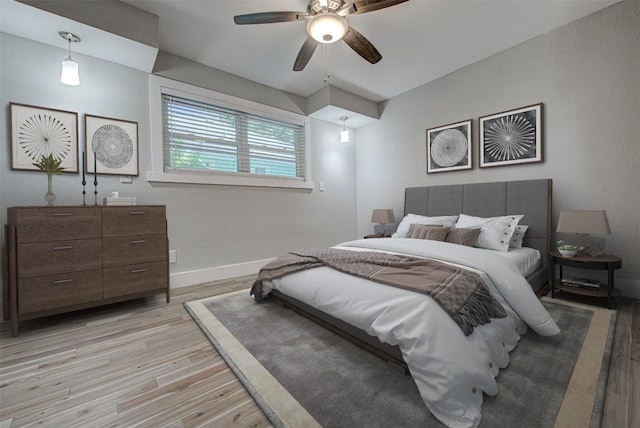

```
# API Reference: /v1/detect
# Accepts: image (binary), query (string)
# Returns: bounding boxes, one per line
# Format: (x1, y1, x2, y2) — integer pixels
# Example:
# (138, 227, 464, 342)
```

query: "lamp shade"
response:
(60, 57, 80, 86)
(556, 210, 611, 234)
(371, 209, 395, 224)
(307, 13, 348, 44)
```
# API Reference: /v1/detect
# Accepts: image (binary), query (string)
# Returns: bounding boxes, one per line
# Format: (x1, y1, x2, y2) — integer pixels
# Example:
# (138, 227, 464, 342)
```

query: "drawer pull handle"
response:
(131, 269, 146, 273)
(52, 213, 73, 217)
(129, 211, 145, 215)
(53, 279, 74, 285)
(130, 240, 146, 244)
(53, 245, 73, 250)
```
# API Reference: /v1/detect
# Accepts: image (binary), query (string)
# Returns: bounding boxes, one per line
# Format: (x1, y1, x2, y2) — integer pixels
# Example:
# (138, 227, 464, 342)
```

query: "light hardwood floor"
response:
(0, 276, 638, 427)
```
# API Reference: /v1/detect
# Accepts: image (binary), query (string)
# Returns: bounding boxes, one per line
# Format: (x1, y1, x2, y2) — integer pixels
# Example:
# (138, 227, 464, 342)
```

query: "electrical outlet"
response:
(169, 250, 177, 263)
(319, 181, 325, 191)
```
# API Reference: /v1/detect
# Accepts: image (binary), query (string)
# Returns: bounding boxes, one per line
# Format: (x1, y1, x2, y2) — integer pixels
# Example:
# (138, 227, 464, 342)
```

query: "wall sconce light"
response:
(59, 31, 81, 86)
(340, 116, 349, 143)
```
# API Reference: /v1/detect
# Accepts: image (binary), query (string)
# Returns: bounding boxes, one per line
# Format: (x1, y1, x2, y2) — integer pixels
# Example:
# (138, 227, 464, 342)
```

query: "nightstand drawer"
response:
(18, 239, 102, 278)
(102, 206, 166, 237)
(12, 207, 101, 243)
(102, 235, 168, 268)
(19, 269, 103, 314)
(103, 261, 168, 299)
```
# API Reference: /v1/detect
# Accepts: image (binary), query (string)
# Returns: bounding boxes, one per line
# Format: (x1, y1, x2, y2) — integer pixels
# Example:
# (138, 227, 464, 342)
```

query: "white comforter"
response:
(260, 238, 560, 428)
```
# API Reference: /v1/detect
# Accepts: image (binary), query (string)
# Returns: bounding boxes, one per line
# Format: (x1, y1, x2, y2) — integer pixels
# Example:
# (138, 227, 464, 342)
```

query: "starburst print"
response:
(483, 114, 535, 162)
(18, 113, 72, 161)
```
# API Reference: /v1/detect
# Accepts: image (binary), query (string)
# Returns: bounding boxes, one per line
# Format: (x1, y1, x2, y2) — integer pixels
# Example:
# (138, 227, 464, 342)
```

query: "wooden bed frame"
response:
(271, 178, 553, 370)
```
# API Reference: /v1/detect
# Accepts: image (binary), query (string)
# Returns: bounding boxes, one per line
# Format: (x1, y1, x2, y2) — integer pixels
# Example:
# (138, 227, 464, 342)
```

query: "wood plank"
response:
(602, 299, 631, 428)
(629, 300, 640, 427)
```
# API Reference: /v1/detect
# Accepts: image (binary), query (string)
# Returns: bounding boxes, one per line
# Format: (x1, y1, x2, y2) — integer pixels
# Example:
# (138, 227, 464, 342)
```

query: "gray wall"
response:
(2, 0, 638, 310)
(355, 0, 640, 297)
(0, 33, 357, 302)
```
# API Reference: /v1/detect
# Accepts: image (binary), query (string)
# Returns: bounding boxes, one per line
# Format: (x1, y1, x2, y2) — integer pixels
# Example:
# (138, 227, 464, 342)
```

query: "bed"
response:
(254, 178, 558, 428)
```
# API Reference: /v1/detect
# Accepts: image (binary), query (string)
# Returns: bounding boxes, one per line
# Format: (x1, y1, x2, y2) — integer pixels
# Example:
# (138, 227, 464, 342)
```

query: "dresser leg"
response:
(607, 266, 614, 309)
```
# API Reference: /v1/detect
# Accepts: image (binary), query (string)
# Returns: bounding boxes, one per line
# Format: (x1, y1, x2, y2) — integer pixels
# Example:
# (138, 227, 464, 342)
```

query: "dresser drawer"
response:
(102, 235, 168, 268)
(11, 207, 101, 243)
(19, 269, 103, 314)
(102, 206, 166, 237)
(18, 239, 102, 278)
(103, 261, 168, 299)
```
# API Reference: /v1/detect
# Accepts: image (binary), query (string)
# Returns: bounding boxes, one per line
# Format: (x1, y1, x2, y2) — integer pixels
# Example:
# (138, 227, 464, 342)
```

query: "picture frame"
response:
(10, 102, 79, 172)
(479, 103, 543, 168)
(426, 119, 472, 173)
(85, 114, 139, 176)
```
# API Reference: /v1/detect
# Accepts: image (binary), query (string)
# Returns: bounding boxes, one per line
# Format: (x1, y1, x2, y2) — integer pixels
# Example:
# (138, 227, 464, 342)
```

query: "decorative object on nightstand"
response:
(556, 210, 611, 256)
(556, 240, 578, 257)
(371, 209, 395, 237)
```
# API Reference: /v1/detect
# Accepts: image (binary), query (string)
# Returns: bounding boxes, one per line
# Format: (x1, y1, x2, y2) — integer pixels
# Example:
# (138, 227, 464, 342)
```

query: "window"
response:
(148, 76, 313, 189)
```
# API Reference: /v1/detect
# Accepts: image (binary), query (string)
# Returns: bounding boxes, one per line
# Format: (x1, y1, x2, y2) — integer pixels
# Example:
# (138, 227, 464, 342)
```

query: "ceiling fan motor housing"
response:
(307, 0, 345, 15)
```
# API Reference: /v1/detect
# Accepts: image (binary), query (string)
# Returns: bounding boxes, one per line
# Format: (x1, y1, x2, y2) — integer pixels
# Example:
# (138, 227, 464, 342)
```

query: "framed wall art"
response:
(85, 114, 139, 176)
(10, 102, 79, 172)
(426, 119, 472, 173)
(479, 103, 543, 168)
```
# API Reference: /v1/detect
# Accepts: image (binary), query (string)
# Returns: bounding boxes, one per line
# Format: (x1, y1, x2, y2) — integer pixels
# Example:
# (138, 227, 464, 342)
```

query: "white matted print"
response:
(479, 103, 542, 168)
(85, 114, 139, 176)
(10, 102, 79, 172)
(426, 119, 472, 173)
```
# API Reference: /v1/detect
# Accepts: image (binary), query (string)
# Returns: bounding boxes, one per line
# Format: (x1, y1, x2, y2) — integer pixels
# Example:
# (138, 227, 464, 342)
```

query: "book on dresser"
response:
(561, 276, 601, 289)
(103, 196, 137, 206)
(3, 205, 170, 336)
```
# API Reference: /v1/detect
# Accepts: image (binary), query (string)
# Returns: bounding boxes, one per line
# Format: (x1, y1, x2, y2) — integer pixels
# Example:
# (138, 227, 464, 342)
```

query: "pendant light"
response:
(59, 31, 81, 86)
(340, 116, 349, 143)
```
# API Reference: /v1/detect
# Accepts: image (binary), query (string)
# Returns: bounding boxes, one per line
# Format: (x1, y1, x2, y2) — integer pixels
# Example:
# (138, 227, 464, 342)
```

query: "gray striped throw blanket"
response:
(250, 248, 507, 336)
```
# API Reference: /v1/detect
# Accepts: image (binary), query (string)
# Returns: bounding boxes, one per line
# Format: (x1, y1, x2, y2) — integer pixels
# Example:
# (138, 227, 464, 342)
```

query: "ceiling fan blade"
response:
(233, 11, 306, 25)
(342, 27, 382, 64)
(350, 0, 410, 16)
(293, 37, 319, 71)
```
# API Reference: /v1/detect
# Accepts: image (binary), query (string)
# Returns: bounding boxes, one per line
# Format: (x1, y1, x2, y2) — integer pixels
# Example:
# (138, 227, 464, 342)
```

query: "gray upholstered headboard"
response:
(404, 179, 552, 291)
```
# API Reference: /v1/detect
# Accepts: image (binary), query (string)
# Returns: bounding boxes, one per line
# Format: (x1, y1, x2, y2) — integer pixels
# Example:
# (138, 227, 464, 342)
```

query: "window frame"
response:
(148, 75, 313, 189)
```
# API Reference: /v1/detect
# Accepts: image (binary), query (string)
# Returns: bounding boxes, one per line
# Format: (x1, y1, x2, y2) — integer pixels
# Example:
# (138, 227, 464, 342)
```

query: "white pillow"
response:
(455, 214, 524, 252)
(509, 225, 529, 248)
(392, 214, 459, 238)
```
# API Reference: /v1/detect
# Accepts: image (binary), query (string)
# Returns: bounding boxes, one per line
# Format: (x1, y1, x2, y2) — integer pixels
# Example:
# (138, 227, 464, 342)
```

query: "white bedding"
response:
(260, 238, 559, 428)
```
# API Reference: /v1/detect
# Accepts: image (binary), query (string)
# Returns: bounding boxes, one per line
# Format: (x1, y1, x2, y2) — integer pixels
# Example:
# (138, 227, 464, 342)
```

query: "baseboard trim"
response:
(170, 258, 274, 289)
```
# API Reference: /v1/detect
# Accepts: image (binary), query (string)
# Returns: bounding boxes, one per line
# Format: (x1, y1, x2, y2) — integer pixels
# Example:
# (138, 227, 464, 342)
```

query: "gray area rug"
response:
(185, 292, 616, 428)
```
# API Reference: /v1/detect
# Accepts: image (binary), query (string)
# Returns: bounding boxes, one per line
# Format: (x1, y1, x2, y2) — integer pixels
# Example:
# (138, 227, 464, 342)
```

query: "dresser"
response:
(3, 205, 169, 336)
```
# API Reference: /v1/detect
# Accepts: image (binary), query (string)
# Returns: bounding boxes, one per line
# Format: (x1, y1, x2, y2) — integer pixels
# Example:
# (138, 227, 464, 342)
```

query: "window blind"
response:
(161, 94, 306, 179)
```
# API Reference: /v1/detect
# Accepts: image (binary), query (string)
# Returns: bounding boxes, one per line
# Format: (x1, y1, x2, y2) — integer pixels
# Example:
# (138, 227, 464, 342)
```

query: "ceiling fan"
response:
(234, 0, 410, 71)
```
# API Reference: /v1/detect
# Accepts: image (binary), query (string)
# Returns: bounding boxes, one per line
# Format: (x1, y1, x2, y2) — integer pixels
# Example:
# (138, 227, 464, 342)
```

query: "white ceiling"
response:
(122, 0, 620, 103)
(0, 0, 158, 72)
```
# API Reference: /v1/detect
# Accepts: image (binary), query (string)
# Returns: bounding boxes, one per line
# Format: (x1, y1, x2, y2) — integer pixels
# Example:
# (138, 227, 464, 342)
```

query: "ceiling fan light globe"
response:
(307, 13, 348, 44)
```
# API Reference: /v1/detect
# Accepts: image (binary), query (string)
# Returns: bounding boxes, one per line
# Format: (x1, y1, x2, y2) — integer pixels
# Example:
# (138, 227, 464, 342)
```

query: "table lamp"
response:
(371, 209, 395, 237)
(556, 210, 611, 256)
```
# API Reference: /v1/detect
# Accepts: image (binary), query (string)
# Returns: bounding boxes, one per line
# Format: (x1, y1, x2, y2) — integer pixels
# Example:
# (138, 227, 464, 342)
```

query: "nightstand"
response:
(550, 251, 622, 309)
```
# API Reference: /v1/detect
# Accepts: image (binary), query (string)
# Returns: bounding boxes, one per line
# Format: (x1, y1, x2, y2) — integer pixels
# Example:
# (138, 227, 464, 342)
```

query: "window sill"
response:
(146, 171, 315, 190)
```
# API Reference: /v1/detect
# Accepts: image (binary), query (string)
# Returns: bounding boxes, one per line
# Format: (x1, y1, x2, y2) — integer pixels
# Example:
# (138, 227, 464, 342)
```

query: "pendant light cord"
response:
(323, 44, 331, 84)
